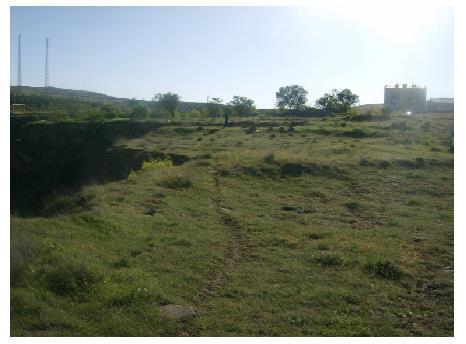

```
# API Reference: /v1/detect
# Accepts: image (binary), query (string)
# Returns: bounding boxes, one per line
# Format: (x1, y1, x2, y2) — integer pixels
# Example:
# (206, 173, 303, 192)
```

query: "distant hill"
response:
(10, 86, 129, 104)
(10, 86, 207, 112)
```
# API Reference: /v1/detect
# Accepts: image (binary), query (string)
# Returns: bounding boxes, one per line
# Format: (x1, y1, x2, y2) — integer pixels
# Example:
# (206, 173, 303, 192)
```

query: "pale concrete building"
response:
(384, 84, 427, 112)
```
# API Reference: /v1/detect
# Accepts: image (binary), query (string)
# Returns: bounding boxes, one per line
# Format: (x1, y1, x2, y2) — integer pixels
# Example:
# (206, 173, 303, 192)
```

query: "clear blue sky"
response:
(10, 6, 453, 108)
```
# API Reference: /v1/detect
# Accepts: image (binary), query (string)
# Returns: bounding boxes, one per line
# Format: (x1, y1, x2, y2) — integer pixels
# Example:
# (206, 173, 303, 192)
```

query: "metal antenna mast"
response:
(44, 37, 50, 87)
(17, 34, 22, 87)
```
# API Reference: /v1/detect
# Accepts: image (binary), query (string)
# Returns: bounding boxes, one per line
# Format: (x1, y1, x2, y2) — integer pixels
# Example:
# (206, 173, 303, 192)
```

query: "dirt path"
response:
(194, 170, 248, 303)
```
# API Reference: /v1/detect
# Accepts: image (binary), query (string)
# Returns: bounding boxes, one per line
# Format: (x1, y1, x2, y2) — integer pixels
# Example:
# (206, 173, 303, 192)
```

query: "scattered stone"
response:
(443, 266, 454, 273)
(159, 304, 196, 319)
(421, 281, 447, 292)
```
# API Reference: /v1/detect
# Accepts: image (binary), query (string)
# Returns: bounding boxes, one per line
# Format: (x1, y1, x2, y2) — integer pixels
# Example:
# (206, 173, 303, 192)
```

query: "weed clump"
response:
(112, 257, 130, 268)
(339, 128, 370, 138)
(365, 257, 402, 280)
(315, 253, 343, 267)
(391, 121, 409, 131)
(197, 153, 213, 159)
(141, 158, 173, 171)
(344, 201, 362, 211)
(263, 152, 275, 164)
(42, 192, 95, 216)
(159, 175, 192, 189)
(11, 228, 36, 287)
(316, 243, 329, 251)
(43, 261, 99, 296)
(308, 233, 324, 240)
(128, 157, 173, 180)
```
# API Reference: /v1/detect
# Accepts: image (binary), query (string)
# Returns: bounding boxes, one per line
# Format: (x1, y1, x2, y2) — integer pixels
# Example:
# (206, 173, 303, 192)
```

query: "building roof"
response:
(385, 83, 426, 89)
(429, 98, 454, 103)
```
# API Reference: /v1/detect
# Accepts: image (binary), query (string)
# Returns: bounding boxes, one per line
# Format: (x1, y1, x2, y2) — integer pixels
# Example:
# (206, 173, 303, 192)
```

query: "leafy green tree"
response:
(229, 96, 255, 116)
(130, 104, 149, 119)
(316, 88, 359, 114)
(100, 104, 121, 119)
(152, 92, 181, 118)
(207, 97, 224, 116)
(275, 85, 308, 110)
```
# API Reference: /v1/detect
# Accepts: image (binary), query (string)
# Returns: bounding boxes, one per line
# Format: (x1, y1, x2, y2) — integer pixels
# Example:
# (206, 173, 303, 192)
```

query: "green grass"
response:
(11, 112, 454, 336)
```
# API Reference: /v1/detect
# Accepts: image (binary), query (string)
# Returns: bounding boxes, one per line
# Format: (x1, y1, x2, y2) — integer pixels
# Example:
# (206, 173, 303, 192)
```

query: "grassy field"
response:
(10, 112, 454, 336)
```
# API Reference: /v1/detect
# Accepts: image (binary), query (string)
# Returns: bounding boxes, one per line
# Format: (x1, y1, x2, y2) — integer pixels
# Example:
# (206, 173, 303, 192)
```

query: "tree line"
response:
(11, 85, 361, 120)
(150, 85, 360, 119)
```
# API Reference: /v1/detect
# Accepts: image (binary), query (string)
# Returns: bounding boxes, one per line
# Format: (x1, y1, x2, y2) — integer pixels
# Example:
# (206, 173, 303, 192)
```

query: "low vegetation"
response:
(10, 98, 453, 336)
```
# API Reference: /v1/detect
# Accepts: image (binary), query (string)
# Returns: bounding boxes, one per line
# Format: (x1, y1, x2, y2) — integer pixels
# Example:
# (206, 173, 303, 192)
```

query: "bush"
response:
(159, 175, 192, 189)
(365, 257, 402, 280)
(130, 104, 149, 119)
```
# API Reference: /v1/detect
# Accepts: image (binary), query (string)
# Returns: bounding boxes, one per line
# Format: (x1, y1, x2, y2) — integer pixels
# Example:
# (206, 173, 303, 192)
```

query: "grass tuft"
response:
(315, 253, 343, 267)
(159, 175, 192, 189)
(365, 256, 402, 280)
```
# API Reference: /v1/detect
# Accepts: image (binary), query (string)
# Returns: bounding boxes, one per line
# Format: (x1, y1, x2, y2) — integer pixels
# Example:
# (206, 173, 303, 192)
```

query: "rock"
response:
(159, 304, 196, 319)
(421, 281, 446, 292)
(443, 266, 454, 273)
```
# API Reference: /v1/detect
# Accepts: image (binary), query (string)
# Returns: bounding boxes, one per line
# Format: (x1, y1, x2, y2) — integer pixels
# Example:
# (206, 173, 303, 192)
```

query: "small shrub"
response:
(344, 201, 362, 211)
(365, 256, 402, 280)
(141, 157, 173, 171)
(315, 253, 343, 267)
(41, 192, 94, 216)
(11, 228, 36, 287)
(343, 295, 360, 304)
(195, 160, 210, 166)
(108, 286, 164, 307)
(159, 175, 192, 189)
(376, 160, 390, 169)
(197, 153, 213, 159)
(127, 169, 138, 180)
(308, 233, 323, 240)
(421, 121, 432, 131)
(173, 239, 192, 247)
(391, 121, 409, 131)
(112, 257, 130, 268)
(341, 128, 369, 138)
(263, 152, 275, 163)
(130, 249, 142, 257)
(316, 243, 329, 251)
(407, 199, 422, 206)
(44, 261, 99, 296)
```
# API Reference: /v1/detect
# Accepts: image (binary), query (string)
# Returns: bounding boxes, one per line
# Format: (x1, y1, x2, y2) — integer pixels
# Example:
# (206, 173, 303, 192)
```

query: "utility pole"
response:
(17, 34, 22, 87)
(44, 37, 50, 87)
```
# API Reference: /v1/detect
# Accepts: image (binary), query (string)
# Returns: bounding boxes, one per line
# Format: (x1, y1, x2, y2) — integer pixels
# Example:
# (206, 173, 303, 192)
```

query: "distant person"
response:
(224, 112, 230, 128)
